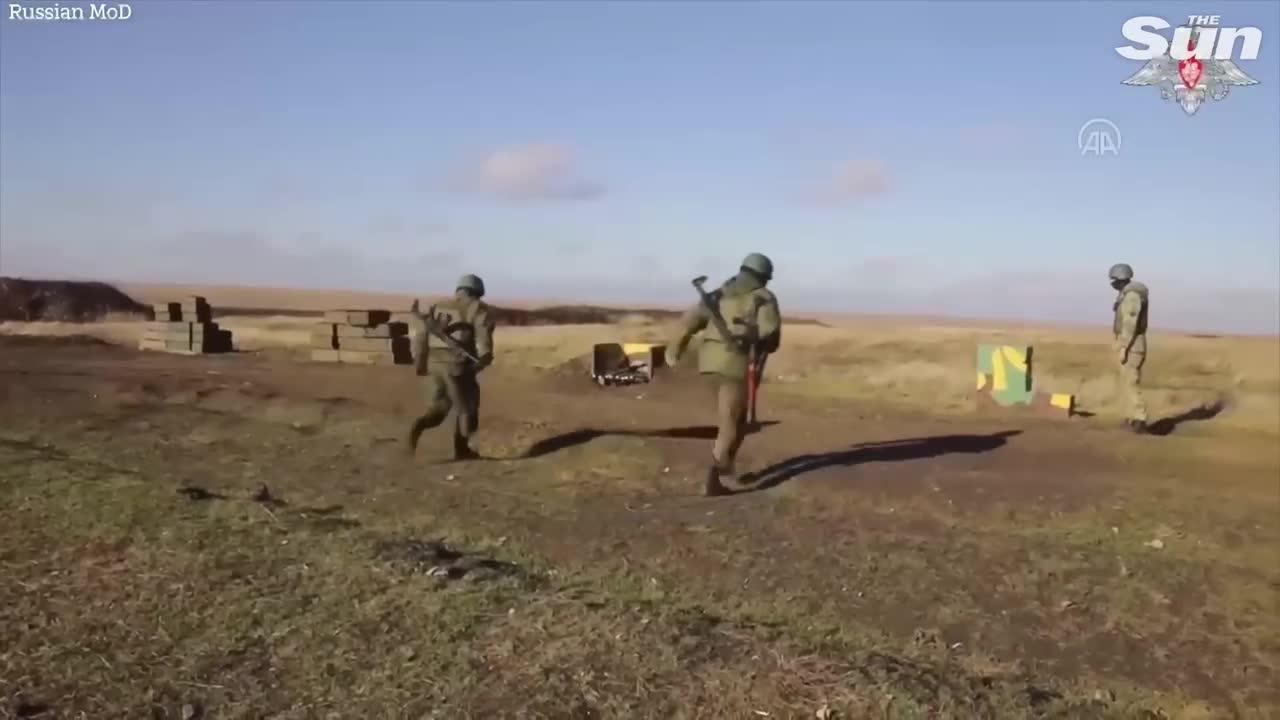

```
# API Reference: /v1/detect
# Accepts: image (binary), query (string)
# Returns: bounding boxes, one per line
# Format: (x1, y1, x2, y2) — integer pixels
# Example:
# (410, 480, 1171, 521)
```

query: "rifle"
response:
(691, 275, 746, 351)
(690, 276, 766, 424)
(737, 294, 767, 425)
(409, 299, 482, 365)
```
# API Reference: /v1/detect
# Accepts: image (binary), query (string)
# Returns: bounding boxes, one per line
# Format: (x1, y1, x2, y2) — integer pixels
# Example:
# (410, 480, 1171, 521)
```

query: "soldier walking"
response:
(670, 253, 782, 496)
(1109, 263, 1150, 433)
(407, 274, 496, 460)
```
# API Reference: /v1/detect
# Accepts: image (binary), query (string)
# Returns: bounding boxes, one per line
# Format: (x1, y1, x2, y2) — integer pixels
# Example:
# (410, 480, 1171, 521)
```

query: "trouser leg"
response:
(408, 374, 453, 453)
(1121, 351, 1148, 423)
(450, 372, 481, 459)
(712, 376, 748, 472)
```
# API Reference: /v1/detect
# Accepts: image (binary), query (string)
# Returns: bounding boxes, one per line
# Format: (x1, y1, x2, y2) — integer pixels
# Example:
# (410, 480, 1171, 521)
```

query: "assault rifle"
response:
(409, 299, 482, 365)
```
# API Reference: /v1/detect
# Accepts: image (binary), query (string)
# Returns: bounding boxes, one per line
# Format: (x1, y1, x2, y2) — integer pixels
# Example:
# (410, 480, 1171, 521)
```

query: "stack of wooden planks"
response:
(310, 309, 413, 365)
(140, 296, 233, 354)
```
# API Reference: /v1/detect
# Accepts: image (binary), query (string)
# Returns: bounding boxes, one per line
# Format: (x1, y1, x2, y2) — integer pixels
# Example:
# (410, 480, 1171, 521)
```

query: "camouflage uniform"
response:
(1109, 264, 1149, 431)
(671, 253, 782, 496)
(408, 274, 496, 459)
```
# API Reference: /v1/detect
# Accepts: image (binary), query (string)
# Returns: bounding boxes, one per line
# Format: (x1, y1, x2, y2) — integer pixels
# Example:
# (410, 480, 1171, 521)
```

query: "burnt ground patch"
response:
(373, 536, 532, 585)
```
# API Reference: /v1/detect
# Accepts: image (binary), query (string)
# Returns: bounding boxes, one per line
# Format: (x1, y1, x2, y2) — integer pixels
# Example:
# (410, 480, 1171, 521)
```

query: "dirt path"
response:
(3, 336, 1278, 717)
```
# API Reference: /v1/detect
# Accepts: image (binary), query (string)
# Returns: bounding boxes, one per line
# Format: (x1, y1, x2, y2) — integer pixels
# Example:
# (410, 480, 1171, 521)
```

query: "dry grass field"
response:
(2, 282, 1277, 719)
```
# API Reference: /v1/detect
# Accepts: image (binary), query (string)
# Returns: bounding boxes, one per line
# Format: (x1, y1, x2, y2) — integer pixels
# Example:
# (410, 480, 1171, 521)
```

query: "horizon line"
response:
(5, 274, 1271, 339)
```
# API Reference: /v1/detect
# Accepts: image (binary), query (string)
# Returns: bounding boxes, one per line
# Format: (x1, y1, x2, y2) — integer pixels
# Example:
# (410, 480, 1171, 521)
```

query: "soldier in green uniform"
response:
(407, 274, 496, 459)
(1109, 263, 1150, 433)
(670, 253, 782, 496)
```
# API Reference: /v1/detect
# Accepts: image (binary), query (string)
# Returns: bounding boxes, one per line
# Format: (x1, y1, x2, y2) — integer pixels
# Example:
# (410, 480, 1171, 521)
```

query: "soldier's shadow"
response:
(738, 430, 1022, 493)
(1145, 399, 1226, 436)
(522, 421, 780, 459)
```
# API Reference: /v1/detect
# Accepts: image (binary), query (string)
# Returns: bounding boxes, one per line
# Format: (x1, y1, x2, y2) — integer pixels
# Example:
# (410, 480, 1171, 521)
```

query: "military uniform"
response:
(1109, 263, 1149, 432)
(407, 274, 496, 459)
(671, 253, 782, 496)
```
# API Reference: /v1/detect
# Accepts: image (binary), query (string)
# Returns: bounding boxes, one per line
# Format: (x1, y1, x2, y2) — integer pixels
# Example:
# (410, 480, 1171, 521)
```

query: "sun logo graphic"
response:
(1116, 16, 1262, 115)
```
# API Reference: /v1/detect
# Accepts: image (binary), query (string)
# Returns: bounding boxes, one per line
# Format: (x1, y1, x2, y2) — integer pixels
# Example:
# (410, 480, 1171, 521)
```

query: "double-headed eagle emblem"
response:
(1122, 25, 1259, 115)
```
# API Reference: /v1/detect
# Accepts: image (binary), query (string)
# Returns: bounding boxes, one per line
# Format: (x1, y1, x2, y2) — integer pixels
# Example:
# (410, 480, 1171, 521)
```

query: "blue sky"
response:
(2, 0, 1277, 331)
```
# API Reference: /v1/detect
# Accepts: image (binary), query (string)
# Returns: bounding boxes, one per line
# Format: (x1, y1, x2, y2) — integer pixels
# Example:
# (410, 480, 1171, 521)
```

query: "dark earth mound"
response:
(0, 277, 151, 322)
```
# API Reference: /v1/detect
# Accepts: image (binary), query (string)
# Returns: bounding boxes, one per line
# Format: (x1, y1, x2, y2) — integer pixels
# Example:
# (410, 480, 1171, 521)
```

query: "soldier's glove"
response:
(473, 353, 493, 373)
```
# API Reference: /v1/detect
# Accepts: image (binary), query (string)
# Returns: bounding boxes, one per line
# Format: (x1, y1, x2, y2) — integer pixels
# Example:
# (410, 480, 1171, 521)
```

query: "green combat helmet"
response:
(456, 274, 486, 297)
(740, 252, 774, 281)
(1108, 263, 1134, 282)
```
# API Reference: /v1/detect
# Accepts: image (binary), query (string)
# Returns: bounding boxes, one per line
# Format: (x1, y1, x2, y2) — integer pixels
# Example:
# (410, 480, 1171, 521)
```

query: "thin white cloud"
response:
(366, 215, 450, 238)
(805, 159, 891, 206)
(449, 143, 605, 202)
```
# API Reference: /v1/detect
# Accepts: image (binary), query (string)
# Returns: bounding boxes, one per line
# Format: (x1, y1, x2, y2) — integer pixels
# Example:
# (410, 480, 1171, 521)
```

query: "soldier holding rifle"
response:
(406, 274, 496, 461)
(670, 253, 782, 496)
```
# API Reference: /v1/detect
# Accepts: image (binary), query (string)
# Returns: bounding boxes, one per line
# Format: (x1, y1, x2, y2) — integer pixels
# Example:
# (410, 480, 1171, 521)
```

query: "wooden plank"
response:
(191, 321, 221, 338)
(335, 321, 409, 339)
(310, 332, 338, 350)
(144, 326, 190, 337)
(336, 350, 381, 365)
(179, 307, 213, 323)
(148, 323, 192, 347)
(147, 321, 189, 331)
(340, 348, 412, 365)
(152, 302, 182, 322)
(338, 336, 410, 353)
(312, 322, 338, 349)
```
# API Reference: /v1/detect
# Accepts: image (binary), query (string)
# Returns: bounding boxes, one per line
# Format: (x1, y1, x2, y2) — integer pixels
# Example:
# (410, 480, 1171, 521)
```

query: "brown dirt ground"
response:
(2, 335, 1277, 718)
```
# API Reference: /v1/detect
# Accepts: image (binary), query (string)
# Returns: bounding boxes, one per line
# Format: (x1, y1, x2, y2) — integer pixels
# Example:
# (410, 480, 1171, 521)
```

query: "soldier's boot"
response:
(452, 433, 481, 461)
(1127, 419, 1149, 434)
(703, 462, 731, 497)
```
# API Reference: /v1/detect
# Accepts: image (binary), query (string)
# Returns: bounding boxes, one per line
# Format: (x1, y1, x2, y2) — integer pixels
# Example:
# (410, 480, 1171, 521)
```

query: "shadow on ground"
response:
(523, 421, 780, 458)
(1145, 399, 1227, 436)
(743, 430, 1022, 491)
